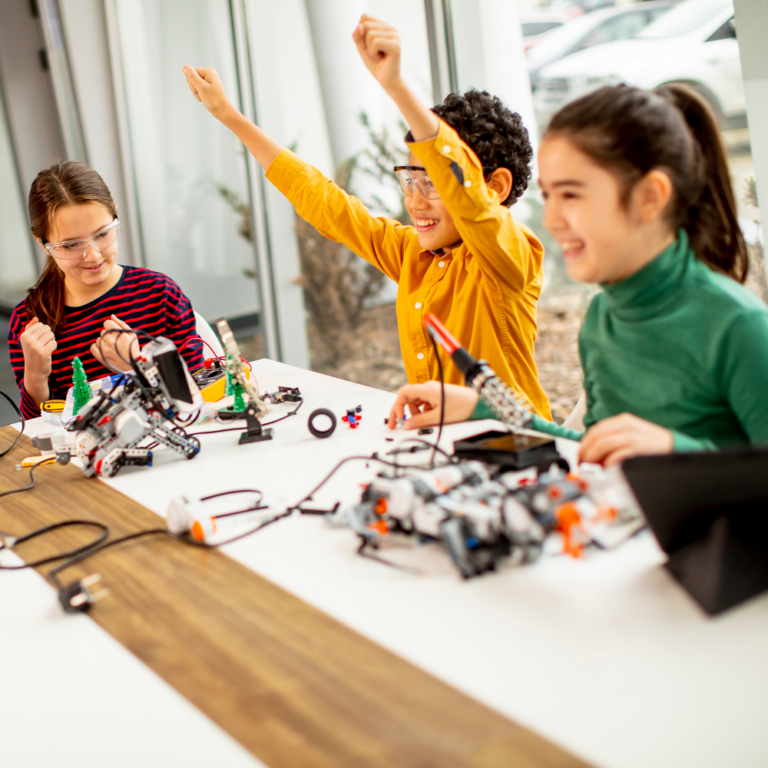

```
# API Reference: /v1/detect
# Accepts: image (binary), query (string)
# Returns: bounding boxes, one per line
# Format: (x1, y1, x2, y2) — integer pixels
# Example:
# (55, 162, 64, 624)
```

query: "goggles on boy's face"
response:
(393, 165, 440, 200)
(44, 218, 120, 261)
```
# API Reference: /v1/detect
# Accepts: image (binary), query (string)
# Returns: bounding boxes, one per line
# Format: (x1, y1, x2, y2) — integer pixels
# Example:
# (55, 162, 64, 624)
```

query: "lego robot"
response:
(335, 462, 640, 578)
(58, 336, 202, 478)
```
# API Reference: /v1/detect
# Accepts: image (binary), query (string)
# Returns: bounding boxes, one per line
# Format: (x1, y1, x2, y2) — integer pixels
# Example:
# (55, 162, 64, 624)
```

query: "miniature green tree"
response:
(231, 378, 246, 412)
(222, 351, 246, 412)
(72, 356, 91, 415)
(224, 351, 233, 397)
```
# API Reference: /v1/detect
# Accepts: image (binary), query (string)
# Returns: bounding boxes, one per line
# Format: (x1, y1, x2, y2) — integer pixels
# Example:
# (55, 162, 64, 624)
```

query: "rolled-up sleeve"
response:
(407, 120, 542, 293)
(266, 149, 416, 284)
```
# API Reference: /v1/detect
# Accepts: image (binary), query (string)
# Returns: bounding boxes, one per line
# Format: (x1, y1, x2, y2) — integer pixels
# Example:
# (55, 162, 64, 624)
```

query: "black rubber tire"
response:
(308, 408, 337, 439)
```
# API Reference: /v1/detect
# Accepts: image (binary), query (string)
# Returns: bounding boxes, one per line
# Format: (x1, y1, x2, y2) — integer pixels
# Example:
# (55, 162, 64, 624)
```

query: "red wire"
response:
(179, 335, 253, 373)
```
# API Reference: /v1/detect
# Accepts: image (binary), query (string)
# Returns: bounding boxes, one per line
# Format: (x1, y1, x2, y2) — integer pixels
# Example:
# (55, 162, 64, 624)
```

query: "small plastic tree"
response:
(231, 378, 246, 412)
(72, 356, 91, 414)
(224, 352, 233, 397)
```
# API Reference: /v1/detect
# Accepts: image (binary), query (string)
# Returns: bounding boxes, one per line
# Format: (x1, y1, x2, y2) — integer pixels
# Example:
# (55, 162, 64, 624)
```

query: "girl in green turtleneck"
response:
(387, 83, 768, 466)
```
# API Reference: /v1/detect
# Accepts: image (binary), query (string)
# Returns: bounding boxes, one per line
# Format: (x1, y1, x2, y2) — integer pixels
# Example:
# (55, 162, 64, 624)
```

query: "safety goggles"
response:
(44, 218, 120, 261)
(393, 165, 440, 200)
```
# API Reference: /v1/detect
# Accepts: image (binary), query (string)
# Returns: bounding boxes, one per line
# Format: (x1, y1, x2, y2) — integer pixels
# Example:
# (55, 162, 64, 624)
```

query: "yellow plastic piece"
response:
(195, 365, 250, 403)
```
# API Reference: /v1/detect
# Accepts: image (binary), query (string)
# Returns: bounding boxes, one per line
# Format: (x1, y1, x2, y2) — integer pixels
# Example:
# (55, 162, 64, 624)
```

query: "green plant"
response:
(743, 176, 767, 304)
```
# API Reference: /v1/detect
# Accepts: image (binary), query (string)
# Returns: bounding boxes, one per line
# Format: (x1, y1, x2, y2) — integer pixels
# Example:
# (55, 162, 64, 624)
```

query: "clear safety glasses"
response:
(393, 165, 440, 200)
(44, 218, 120, 261)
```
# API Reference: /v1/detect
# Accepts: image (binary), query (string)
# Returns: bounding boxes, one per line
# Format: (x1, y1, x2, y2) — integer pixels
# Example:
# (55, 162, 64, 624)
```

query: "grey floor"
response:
(0, 315, 20, 427)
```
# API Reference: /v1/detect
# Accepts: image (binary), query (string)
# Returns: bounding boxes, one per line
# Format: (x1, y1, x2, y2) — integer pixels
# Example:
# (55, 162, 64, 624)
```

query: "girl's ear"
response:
(487, 168, 513, 203)
(634, 169, 673, 223)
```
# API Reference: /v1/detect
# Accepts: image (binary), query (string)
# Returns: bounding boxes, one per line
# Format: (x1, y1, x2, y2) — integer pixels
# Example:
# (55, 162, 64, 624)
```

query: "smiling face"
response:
(403, 153, 462, 252)
(42, 202, 119, 288)
(538, 136, 675, 285)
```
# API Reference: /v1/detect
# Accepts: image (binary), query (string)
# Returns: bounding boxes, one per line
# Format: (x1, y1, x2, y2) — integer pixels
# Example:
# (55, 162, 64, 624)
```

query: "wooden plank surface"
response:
(0, 427, 592, 768)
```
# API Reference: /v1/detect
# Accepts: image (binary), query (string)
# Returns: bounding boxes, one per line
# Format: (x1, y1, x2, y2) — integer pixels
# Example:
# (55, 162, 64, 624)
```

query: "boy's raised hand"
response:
(352, 15, 402, 92)
(182, 65, 233, 121)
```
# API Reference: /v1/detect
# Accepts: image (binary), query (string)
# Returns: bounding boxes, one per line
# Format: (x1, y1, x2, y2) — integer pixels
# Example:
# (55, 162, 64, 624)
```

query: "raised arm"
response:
(352, 16, 438, 142)
(182, 64, 413, 282)
(352, 16, 541, 292)
(183, 65, 282, 170)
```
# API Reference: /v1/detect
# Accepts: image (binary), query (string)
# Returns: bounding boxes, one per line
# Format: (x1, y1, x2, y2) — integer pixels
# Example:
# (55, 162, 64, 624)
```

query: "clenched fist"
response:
(20, 317, 57, 382)
(183, 66, 234, 121)
(352, 15, 403, 93)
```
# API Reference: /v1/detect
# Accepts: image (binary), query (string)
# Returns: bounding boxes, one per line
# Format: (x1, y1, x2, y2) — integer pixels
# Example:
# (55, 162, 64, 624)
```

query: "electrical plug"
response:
(58, 573, 110, 613)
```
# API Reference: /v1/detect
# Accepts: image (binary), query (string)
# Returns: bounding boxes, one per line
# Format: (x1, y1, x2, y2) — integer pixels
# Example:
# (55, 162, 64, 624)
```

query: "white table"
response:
(0, 552, 265, 768)
(7, 360, 768, 768)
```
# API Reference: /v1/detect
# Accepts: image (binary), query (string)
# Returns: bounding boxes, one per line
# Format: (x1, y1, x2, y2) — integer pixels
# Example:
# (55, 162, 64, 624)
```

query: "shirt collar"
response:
(601, 229, 692, 321)
(418, 242, 465, 260)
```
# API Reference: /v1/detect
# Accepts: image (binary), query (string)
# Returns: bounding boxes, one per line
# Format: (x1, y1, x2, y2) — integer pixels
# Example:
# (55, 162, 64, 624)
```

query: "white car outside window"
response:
(533, 0, 743, 130)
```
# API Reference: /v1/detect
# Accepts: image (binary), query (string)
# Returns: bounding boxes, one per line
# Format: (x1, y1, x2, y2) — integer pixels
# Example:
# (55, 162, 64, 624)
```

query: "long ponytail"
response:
(27, 161, 118, 331)
(656, 84, 748, 282)
(545, 84, 748, 282)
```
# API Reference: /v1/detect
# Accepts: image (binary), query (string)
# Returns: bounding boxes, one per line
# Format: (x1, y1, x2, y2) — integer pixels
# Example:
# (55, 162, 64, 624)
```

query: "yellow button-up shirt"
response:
(266, 119, 551, 419)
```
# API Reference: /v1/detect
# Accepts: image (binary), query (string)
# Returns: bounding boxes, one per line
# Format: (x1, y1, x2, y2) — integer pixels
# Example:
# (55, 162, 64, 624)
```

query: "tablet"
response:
(622, 447, 768, 554)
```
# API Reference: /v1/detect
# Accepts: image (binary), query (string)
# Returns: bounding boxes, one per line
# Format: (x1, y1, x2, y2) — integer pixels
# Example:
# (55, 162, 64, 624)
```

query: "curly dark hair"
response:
(431, 89, 533, 206)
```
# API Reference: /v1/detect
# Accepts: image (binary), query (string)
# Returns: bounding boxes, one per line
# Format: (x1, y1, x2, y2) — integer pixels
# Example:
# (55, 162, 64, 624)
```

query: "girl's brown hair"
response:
(27, 161, 118, 331)
(545, 84, 748, 282)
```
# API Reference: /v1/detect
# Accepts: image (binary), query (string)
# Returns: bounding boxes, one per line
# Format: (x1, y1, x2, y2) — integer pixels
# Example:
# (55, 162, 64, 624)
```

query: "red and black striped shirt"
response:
(8, 266, 204, 419)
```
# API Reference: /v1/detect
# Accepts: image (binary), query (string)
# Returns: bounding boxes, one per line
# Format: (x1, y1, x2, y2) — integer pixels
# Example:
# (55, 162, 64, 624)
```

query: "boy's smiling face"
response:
(404, 152, 462, 252)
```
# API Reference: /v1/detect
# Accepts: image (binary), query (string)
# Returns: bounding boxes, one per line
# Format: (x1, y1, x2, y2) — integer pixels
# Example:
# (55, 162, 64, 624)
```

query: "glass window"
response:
(707, 17, 737, 42)
(609, 12, 652, 41)
(579, 18, 618, 48)
(638, 0, 729, 39)
(237, 0, 433, 388)
(579, 12, 647, 49)
(0, 83, 36, 309)
(113, 0, 261, 326)
(522, 22, 563, 37)
(527, 13, 605, 65)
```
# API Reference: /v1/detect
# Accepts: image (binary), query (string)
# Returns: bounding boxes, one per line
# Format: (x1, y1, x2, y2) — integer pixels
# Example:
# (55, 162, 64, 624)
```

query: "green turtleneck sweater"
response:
(473, 231, 768, 451)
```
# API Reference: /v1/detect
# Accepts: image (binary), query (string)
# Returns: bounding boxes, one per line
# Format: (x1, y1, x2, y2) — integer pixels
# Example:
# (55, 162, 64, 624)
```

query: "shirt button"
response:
(438, 261, 445, 268)
(417, 353, 424, 360)
(442, 144, 451, 154)
(415, 302, 422, 309)
(464, 180, 471, 188)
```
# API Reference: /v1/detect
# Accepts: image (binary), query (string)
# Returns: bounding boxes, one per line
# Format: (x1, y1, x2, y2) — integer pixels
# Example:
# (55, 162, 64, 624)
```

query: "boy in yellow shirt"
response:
(183, 15, 550, 418)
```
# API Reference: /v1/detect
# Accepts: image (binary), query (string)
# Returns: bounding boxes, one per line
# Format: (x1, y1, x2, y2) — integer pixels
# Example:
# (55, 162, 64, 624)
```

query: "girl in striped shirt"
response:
(8, 161, 203, 420)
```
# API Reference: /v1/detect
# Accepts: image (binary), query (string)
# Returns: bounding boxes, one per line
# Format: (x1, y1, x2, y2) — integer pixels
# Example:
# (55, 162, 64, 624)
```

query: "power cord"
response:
(0, 520, 110, 569)
(428, 334, 446, 469)
(0, 389, 24, 458)
(0, 458, 55, 499)
(47, 495, 289, 613)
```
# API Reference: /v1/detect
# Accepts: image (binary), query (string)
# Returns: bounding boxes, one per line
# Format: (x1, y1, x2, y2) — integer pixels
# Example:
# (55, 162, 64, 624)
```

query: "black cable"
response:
(198, 488, 266, 519)
(0, 459, 54, 499)
(356, 539, 423, 574)
(0, 389, 24, 458)
(188, 399, 304, 437)
(429, 334, 446, 470)
(48, 509, 293, 590)
(97, 327, 155, 374)
(262, 398, 304, 426)
(0, 521, 110, 570)
(200, 488, 263, 504)
(291, 452, 449, 512)
(389, 437, 456, 463)
(188, 426, 243, 436)
(48, 528, 168, 589)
